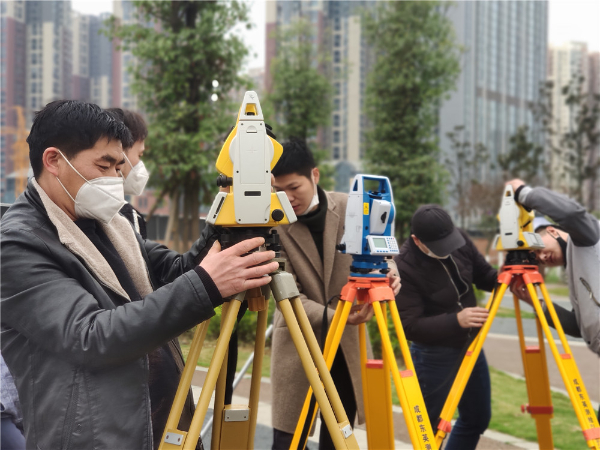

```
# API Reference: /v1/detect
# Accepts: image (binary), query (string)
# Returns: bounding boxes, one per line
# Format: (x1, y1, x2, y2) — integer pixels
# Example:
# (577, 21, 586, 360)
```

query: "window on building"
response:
(333, 114, 340, 127)
(334, 51, 340, 63)
(333, 130, 340, 143)
(334, 98, 340, 111)
(333, 146, 340, 159)
(334, 34, 341, 47)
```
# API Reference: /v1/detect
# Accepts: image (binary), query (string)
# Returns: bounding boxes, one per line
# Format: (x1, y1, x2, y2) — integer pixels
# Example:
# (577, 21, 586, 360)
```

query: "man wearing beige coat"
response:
(270, 139, 400, 449)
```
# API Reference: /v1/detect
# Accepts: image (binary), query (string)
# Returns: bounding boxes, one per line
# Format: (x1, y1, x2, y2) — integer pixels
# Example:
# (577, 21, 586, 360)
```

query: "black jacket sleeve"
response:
(396, 272, 465, 344)
(1, 227, 217, 370)
(144, 223, 219, 287)
(544, 303, 582, 338)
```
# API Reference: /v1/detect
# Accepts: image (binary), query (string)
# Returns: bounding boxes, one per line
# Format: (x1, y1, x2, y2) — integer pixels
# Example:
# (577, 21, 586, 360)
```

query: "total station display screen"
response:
(372, 237, 388, 249)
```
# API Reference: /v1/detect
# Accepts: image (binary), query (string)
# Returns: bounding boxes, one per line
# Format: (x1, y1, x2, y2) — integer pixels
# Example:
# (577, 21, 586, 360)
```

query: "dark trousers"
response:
(1, 417, 25, 450)
(411, 343, 491, 450)
(272, 351, 357, 450)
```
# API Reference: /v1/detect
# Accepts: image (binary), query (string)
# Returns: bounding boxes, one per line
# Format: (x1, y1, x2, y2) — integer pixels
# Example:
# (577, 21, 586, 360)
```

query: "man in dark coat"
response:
(1, 100, 278, 449)
(394, 205, 497, 450)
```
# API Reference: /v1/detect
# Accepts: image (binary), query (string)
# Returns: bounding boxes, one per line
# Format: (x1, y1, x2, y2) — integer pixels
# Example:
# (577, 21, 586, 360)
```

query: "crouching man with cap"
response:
(394, 205, 498, 450)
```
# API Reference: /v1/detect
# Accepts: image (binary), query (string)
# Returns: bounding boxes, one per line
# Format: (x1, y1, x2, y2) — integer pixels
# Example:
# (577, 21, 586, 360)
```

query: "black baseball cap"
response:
(411, 205, 465, 256)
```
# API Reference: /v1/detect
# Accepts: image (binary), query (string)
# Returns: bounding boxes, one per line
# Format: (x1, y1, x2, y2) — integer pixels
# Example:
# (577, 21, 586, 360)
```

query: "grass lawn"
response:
(547, 286, 570, 297)
(488, 367, 584, 450)
(179, 337, 272, 378)
(389, 366, 583, 449)
(495, 306, 537, 320)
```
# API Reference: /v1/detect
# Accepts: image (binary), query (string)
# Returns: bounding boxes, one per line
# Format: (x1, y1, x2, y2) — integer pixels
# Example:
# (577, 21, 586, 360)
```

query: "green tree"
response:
(561, 75, 600, 208)
(266, 18, 332, 142)
(497, 125, 544, 182)
(107, 1, 250, 251)
(362, 1, 461, 240)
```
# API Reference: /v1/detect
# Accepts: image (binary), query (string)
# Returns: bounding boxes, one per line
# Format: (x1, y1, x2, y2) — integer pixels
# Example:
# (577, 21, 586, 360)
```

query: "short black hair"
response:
(106, 108, 148, 145)
(28, 100, 133, 178)
(536, 224, 566, 234)
(272, 138, 316, 179)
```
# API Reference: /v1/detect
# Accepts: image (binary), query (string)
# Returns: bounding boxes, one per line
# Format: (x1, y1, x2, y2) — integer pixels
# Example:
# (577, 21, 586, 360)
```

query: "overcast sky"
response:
(72, 0, 600, 70)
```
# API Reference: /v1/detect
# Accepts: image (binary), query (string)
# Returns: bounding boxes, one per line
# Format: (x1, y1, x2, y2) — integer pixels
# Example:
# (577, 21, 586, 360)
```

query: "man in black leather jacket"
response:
(394, 205, 497, 450)
(0, 100, 278, 450)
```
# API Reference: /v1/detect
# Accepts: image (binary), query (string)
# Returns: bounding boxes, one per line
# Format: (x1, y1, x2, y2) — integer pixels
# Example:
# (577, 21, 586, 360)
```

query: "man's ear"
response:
(545, 226, 559, 239)
(312, 167, 320, 184)
(42, 147, 62, 177)
(411, 234, 420, 245)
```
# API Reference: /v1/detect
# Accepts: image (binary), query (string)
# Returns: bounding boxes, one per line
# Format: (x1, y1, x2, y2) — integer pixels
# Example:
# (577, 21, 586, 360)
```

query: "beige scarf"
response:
(32, 178, 153, 300)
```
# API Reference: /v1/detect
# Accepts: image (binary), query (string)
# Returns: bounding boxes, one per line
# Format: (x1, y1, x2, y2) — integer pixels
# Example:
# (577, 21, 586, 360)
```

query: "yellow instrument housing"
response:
(208, 92, 292, 228)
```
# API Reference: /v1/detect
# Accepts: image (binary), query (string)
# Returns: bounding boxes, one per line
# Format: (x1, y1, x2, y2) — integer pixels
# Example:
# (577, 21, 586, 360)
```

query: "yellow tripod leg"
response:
(528, 281, 600, 449)
(514, 293, 554, 449)
(291, 299, 354, 449)
(373, 301, 437, 449)
(159, 320, 210, 449)
(159, 299, 242, 450)
(362, 301, 394, 450)
(279, 297, 359, 449)
(211, 302, 231, 450)
(246, 307, 268, 448)
(435, 283, 508, 447)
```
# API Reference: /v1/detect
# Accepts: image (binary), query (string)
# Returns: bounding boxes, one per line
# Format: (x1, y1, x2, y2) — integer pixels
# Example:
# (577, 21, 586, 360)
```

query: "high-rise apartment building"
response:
(89, 12, 113, 108)
(1, 1, 27, 202)
(72, 11, 91, 102)
(439, 1, 549, 178)
(0, 1, 73, 202)
(25, 1, 73, 121)
(265, 1, 374, 190)
(548, 42, 589, 190)
(548, 42, 600, 209)
(112, 0, 139, 110)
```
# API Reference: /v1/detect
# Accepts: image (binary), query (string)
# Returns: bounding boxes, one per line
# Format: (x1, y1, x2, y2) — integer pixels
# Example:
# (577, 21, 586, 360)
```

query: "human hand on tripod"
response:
(457, 307, 489, 328)
(347, 302, 374, 325)
(387, 267, 401, 295)
(510, 277, 534, 306)
(200, 237, 280, 298)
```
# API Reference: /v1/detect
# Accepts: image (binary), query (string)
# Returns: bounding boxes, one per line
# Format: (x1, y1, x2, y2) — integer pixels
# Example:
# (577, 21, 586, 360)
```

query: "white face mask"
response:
(299, 176, 319, 216)
(426, 250, 450, 259)
(55, 150, 126, 224)
(123, 154, 150, 196)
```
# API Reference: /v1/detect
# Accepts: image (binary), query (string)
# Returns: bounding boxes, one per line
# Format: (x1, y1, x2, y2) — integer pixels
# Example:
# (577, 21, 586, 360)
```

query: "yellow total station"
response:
(206, 91, 296, 228)
(495, 185, 544, 252)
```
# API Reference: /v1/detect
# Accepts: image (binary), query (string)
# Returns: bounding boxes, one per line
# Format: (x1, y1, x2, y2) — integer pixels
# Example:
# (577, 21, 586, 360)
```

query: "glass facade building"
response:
(265, 1, 375, 190)
(439, 1, 548, 178)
